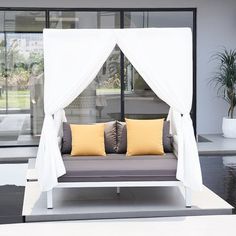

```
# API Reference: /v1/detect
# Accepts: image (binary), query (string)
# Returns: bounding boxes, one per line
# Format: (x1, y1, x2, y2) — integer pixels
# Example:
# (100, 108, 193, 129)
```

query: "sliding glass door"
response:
(0, 8, 195, 145)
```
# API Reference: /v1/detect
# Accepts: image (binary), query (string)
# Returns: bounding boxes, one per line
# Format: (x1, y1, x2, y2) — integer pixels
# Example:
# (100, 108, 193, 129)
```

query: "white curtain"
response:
(116, 28, 202, 190)
(36, 29, 117, 191)
(36, 28, 202, 192)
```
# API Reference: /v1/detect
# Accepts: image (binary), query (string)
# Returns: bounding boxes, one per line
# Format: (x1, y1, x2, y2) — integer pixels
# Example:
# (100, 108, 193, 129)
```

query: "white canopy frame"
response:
(36, 28, 202, 192)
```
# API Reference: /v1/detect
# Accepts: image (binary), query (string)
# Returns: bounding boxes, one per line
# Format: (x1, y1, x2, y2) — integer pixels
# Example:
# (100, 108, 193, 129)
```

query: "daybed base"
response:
(46, 181, 191, 209)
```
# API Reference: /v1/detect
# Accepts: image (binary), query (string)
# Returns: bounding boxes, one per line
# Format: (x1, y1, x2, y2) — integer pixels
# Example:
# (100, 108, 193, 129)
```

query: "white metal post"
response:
(47, 189, 53, 209)
(185, 186, 192, 208)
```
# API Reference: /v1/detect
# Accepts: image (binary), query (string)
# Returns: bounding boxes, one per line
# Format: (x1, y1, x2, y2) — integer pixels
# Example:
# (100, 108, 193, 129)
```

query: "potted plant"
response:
(211, 48, 236, 138)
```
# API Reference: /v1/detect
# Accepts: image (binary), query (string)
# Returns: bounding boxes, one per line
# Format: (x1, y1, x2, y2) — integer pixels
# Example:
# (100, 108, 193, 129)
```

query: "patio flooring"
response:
(2, 215, 236, 236)
(23, 183, 233, 222)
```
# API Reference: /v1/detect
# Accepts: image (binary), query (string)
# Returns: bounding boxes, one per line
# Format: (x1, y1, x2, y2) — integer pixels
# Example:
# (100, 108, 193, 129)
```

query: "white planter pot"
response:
(222, 117, 236, 138)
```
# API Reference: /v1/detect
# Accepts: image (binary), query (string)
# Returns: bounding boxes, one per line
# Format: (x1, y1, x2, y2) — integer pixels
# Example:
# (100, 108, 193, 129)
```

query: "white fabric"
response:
(117, 28, 202, 190)
(36, 28, 202, 192)
(36, 29, 117, 191)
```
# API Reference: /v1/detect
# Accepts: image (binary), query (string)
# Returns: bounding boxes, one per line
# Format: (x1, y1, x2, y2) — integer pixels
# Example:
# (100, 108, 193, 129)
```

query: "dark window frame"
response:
(0, 7, 197, 138)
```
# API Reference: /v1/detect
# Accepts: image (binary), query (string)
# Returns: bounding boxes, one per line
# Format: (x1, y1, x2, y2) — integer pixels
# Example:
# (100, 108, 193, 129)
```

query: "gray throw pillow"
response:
(116, 120, 173, 154)
(116, 121, 127, 154)
(104, 121, 117, 153)
(61, 122, 72, 154)
(61, 121, 117, 154)
(163, 120, 173, 153)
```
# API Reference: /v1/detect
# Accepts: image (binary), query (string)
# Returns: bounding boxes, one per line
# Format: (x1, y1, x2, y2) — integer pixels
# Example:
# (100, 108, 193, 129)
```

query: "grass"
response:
(0, 88, 121, 110)
(96, 88, 121, 95)
(0, 90, 30, 110)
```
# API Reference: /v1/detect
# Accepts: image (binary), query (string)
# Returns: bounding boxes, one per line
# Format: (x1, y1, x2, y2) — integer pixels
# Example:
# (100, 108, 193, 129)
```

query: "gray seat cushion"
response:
(58, 153, 177, 182)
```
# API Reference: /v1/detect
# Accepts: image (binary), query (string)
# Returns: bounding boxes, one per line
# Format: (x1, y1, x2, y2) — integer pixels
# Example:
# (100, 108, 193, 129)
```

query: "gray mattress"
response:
(58, 153, 178, 182)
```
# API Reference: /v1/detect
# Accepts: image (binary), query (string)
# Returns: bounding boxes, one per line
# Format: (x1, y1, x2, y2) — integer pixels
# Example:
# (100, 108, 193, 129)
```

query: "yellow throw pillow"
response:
(126, 118, 164, 156)
(70, 123, 106, 156)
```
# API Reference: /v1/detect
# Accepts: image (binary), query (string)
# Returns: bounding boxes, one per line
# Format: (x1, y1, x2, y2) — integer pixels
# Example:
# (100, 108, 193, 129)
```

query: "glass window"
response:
(49, 11, 120, 29)
(5, 33, 43, 111)
(123, 11, 193, 119)
(0, 11, 45, 144)
(0, 12, 4, 32)
(0, 33, 6, 113)
(1, 11, 46, 32)
(66, 46, 121, 124)
(50, 11, 121, 123)
(0, 33, 44, 138)
(124, 11, 193, 28)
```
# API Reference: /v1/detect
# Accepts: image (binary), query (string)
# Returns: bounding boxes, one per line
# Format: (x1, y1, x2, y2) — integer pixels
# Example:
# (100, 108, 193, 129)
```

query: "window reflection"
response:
(50, 11, 120, 29)
(0, 11, 45, 143)
(66, 47, 121, 124)
(124, 11, 193, 119)
(50, 12, 121, 123)
(2, 11, 45, 32)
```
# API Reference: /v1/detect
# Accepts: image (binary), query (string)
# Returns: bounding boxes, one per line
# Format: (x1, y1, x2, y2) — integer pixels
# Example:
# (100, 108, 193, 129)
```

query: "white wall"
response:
(1, 0, 236, 134)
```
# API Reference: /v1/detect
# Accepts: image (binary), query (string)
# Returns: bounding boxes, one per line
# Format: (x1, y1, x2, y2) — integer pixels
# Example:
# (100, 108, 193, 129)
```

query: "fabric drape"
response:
(36, 28, 202, 192)
(116, 28, 202, 190)
(36, 29, 117, 191)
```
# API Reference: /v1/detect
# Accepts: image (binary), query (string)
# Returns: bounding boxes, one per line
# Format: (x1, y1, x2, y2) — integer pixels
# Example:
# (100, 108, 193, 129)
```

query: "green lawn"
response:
(0, 90, 30, 110)
(96, 88, 121, 95)
(0, 88, 121, 110)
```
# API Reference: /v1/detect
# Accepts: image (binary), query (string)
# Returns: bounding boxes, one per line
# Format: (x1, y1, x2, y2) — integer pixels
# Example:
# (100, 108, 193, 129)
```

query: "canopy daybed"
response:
(36, 28, 202, 209)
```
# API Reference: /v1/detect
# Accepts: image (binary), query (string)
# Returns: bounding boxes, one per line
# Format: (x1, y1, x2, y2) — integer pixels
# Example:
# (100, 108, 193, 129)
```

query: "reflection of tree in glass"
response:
(99, 50, 121, 89)
(5, 39, 26, 89)
(0, 37, 43, 90)
(29, 53, 44, 105)
(28, 52, 44, 76)
(0, 39, 7, 92)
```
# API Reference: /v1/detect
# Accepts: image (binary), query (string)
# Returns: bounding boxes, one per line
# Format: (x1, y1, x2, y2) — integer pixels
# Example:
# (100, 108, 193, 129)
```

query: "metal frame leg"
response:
(116, 187, 120, 195)
(185, 186, 192, 208)
(47, 189, 53, 209)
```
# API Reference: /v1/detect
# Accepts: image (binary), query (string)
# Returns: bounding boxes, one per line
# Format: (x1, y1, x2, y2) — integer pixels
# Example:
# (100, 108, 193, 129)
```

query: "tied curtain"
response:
(36, 28, 202, 192)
